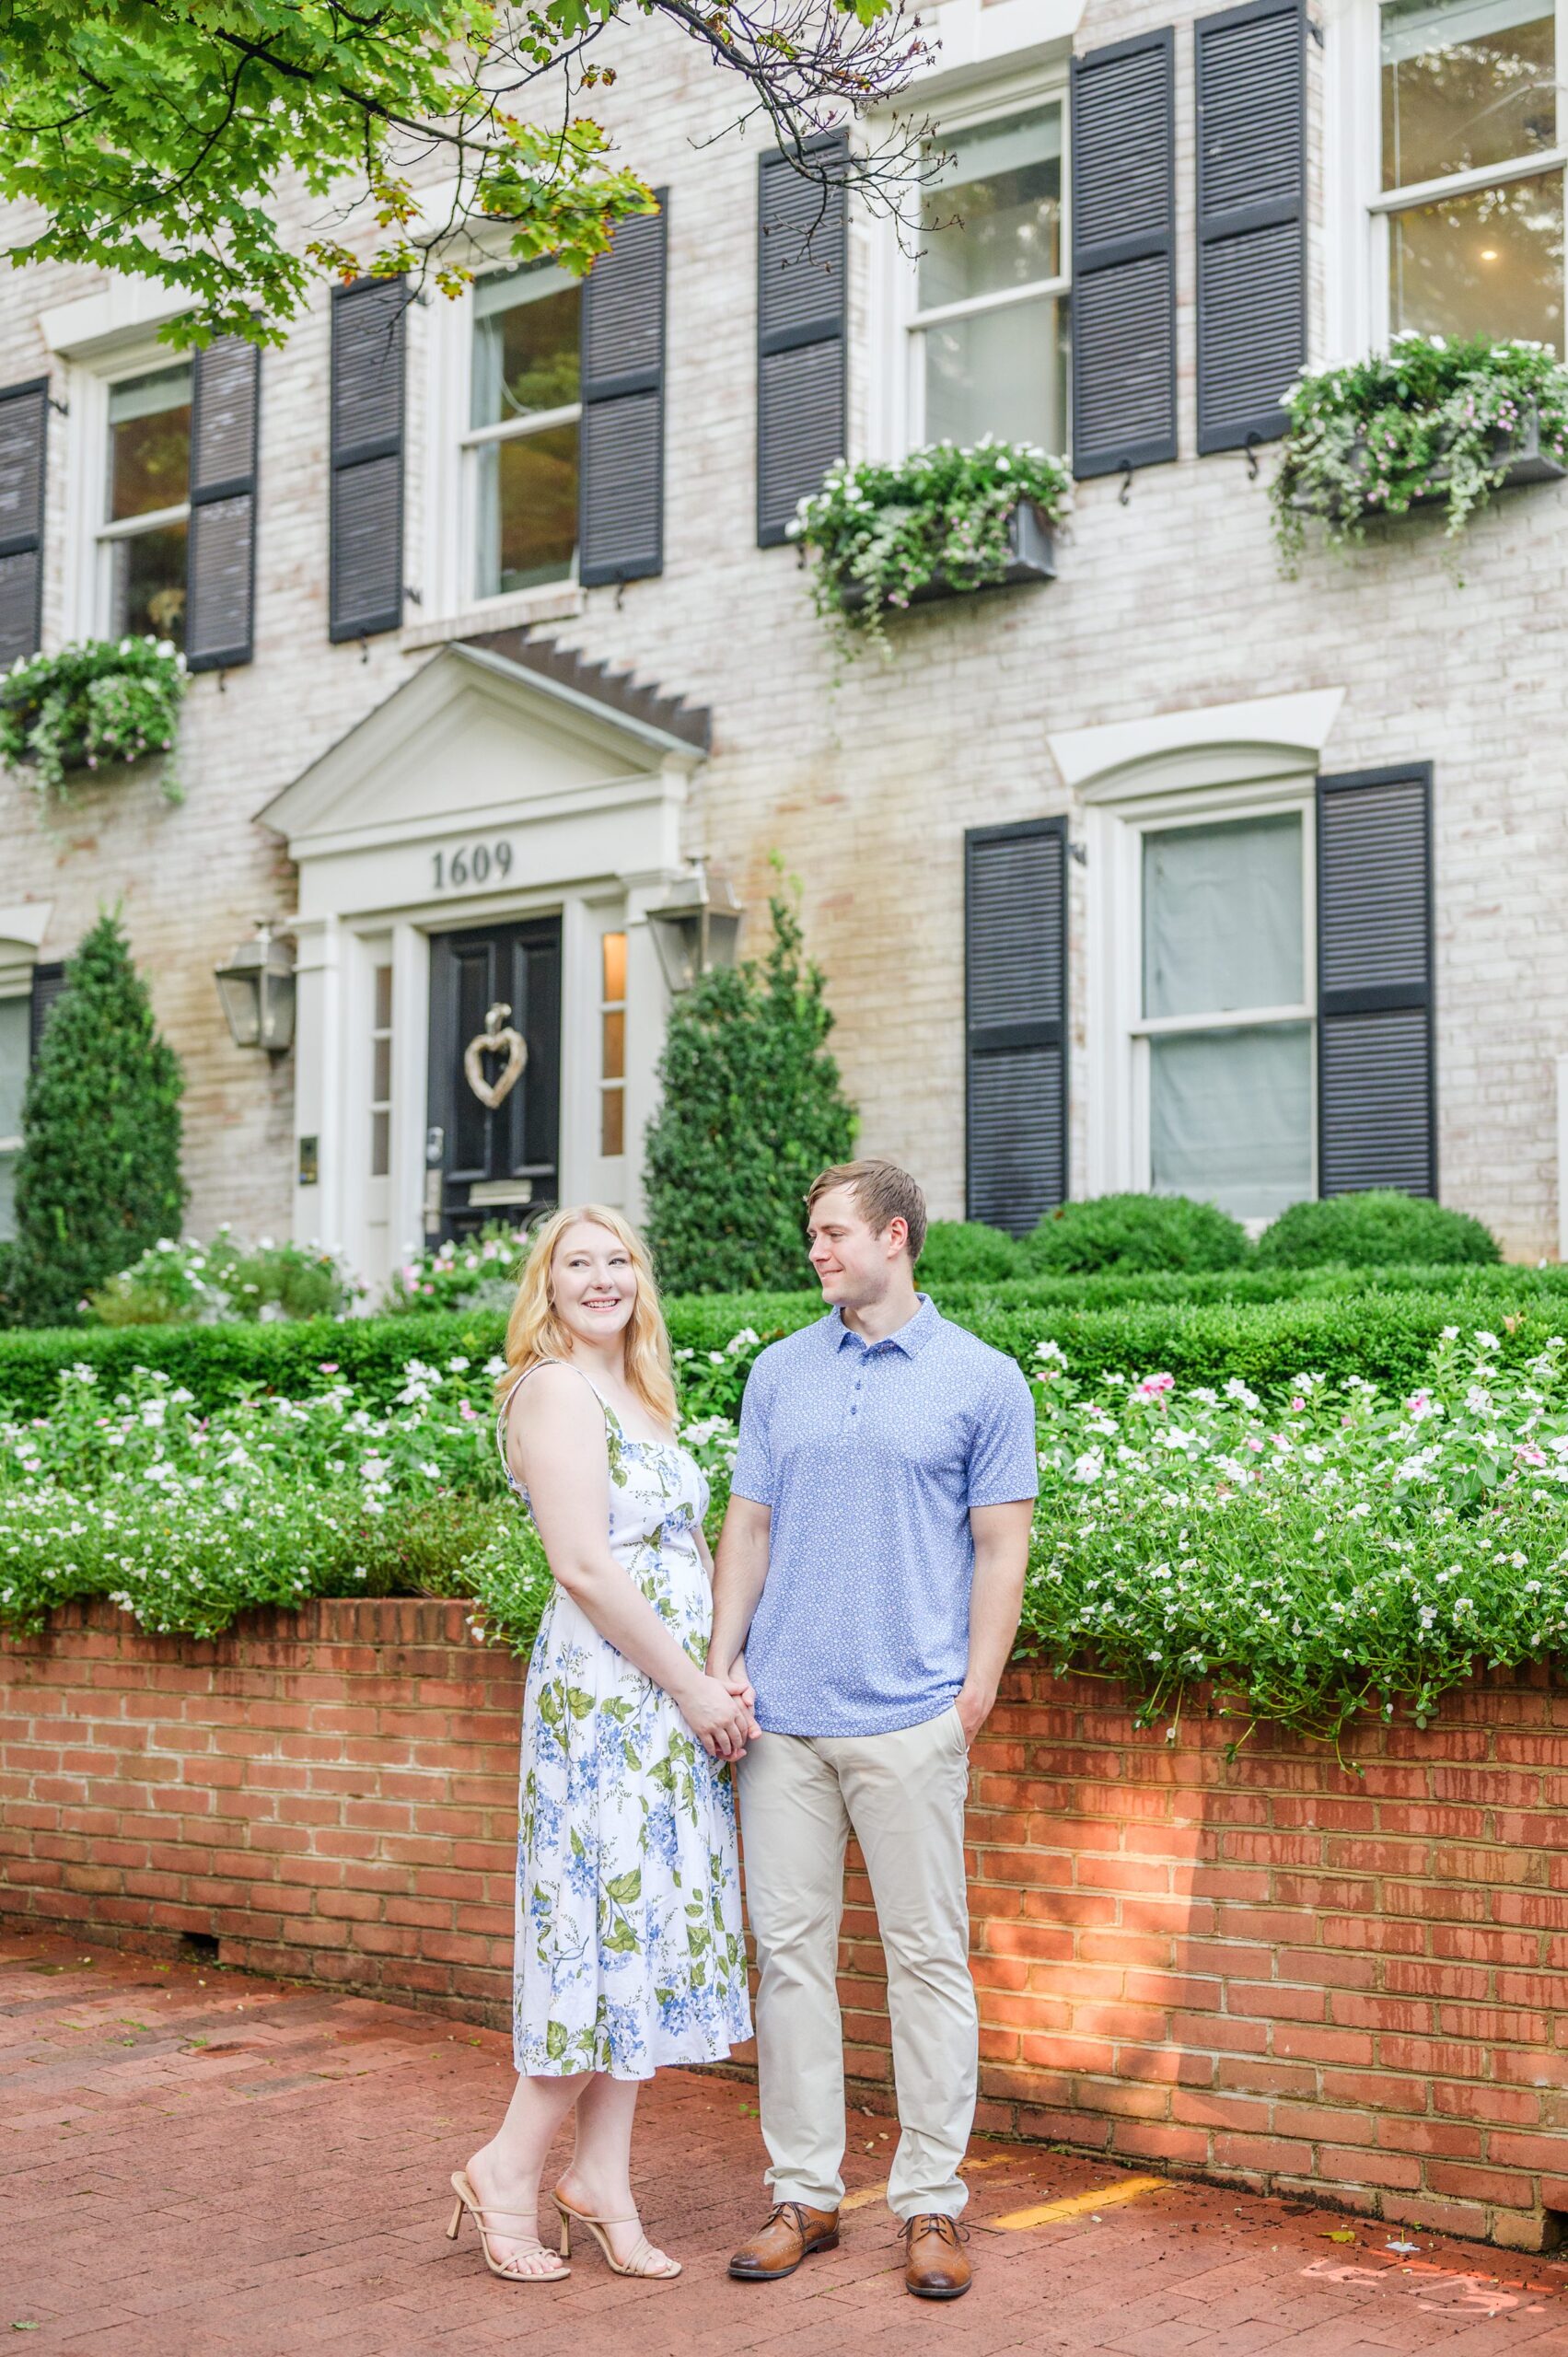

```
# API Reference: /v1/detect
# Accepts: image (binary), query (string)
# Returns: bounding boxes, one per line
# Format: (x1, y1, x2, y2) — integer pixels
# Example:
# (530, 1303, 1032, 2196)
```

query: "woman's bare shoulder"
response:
(506, 1361, 602, 1435)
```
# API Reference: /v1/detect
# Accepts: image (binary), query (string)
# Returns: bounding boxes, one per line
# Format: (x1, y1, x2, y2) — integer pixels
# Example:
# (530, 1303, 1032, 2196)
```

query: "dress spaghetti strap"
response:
(494, 1357, 606, 1491)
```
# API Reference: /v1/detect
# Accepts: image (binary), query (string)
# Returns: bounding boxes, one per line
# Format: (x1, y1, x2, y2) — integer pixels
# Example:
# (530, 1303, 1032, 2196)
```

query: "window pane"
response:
(110, 521, 188, 646)
(601, 931, 627, 1004)
(471, 266, 581, 427)
(1388, 167, 1564, 349)
(371, 1109, 389, 1179)
(920, 104, 1063, 306)
(1143, 815, 1304, 1020)
(1149, 1023, 1312, 1220)
(922, 294, 1068, 449)
(0, 996, 28, 1140)
(473, 424, 577, 598)
(371, 1036, 391, 1102)
(601, 1008, 625, 1083)
(1381, 0, 1554, 190)
(108, 367, 192, 521)
(600, 1086, 624, 1157)
(374, 964, 393, 1031)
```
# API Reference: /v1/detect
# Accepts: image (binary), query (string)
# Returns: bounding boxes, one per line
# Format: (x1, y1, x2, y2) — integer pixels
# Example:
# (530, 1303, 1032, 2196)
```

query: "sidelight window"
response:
(599, 931, 626, 1157)
(0, 994, 27, 1239)
(369, 962, 393, 1179)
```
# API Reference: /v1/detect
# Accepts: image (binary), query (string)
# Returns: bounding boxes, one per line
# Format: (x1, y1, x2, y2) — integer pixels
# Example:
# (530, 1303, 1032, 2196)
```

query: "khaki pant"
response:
(737, 1707, 977, 2221)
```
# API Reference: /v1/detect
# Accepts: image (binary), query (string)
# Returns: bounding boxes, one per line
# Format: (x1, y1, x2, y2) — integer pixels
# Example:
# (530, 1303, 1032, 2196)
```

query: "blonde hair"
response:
(495, 1204, 678, 1430)
(806, 1158, 928, 1262)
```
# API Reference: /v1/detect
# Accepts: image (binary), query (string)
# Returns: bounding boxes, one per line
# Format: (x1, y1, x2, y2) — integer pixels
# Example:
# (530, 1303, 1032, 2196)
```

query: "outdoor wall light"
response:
(215, 920, 296, 1055)
(647, 868, 744, 994)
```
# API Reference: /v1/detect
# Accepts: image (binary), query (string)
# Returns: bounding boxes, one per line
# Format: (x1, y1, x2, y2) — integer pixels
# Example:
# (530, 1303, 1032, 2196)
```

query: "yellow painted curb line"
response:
(994, 2175, 1171, 2230)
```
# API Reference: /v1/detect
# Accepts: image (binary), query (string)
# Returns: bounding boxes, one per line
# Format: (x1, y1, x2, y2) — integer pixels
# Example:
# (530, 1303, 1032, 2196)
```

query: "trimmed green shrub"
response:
(1258, 1191, 1501, 1270)
(1022, 1192, 1249, 1275)
(644, 894, 856, 1293)
(916, 1220, 1023, 1285)
(8, 912, 186, 1327)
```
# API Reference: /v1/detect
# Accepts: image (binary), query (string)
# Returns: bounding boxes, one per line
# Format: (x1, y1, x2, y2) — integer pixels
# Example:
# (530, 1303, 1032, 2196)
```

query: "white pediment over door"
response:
(257, 641, 704, 923)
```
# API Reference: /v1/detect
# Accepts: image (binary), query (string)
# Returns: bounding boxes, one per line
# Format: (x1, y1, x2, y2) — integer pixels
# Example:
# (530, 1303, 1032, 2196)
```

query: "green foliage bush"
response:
(0, 634, 186, 798)
(87, 1230, 360, 1326)
(1257, 1190, 1501, 1270)
(644, 894, 856, 1294)
(1022, 1192, 1250, 1275)
(8, 913, 186, 1328)
(916, 1220, 1023, 1285)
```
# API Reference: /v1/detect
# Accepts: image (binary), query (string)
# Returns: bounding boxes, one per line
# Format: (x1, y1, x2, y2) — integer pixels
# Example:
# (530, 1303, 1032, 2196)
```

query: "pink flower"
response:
(1245, 1435, 1264, 1452)
(1290, 1396, 1306, 1412)
(319, 1362, 340, 1374)
(1135, 1371, 1176, 1399)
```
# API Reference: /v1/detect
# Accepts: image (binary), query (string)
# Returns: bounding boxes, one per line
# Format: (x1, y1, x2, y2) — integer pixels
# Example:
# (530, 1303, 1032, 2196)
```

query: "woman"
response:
(447, 1205, 755, 2286)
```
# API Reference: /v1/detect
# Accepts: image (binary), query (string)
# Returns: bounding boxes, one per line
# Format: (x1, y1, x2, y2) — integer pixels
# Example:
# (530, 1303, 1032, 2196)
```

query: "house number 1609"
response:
(433, 842, 514, 890)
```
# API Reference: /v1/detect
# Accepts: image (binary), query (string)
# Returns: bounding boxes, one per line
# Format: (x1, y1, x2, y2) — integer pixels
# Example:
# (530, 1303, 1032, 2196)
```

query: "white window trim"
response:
(1088, 775, 1318, 1218)
(420, 247, 585, 633)
(869, 62, 1071, 463)
(58, 334, 192, 644)
(1326, 0, 1568, 360)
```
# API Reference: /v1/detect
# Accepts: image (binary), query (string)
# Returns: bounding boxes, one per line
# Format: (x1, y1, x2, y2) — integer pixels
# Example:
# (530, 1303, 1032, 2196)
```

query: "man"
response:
(708, 1159, 1036, 2302)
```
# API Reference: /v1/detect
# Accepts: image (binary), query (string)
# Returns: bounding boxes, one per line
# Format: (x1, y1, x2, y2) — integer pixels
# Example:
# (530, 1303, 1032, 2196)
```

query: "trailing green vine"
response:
(790, 438, 1071, 656)
(1272, 332, 1568, 569)
(0, 634, 187, 800)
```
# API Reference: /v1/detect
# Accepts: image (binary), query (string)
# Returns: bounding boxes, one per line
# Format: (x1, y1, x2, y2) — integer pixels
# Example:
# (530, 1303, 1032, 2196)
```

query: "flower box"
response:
(1296, 403, 1566, 522)
(839, 497, 1058, 612)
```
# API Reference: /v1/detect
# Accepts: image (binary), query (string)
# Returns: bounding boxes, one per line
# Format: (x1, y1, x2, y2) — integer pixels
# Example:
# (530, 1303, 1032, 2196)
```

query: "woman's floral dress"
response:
(498, 1364, 751, 2079)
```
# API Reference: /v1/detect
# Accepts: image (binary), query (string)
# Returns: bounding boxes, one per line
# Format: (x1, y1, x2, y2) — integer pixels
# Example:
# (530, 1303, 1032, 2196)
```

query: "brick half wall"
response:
(2, 1601, 1564, 2250)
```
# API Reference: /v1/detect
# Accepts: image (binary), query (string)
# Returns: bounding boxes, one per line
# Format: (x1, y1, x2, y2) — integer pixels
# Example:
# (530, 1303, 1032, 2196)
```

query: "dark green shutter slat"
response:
(29, 960, 65, 1062)
(966, 818, 1068, 1234)
(579, 197, 667, 586)
(0, 377, 48, 665)
(1070, 31, 1177, 479)
(1195, 0, 1307, 454)
(330, 277, 407, 642)
(757, 134, 846, 545)
(186, 336, 260, 669)
(1317, 765, 1435, 1198)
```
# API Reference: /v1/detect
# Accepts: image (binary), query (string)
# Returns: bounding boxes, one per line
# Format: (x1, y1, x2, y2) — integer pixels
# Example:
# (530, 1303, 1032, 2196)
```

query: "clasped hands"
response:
(681, 1653, 761, 1760)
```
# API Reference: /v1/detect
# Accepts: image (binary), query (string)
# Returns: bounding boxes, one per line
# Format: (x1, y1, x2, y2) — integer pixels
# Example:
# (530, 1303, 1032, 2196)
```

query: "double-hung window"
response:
(465, 262, 581, 598)
(99, 365, 192, 645)
(1133, 810, 1315, 1221)
(1372, 0, 1564, 349)
(911, 98, 1070, 450)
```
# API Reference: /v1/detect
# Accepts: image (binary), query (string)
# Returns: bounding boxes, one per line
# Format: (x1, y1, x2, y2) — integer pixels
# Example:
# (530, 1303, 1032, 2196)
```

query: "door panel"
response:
(426, 918, 562, 1240)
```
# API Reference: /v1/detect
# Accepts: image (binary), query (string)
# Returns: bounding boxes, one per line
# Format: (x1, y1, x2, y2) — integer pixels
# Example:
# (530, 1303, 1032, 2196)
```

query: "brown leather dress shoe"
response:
(728, 2200, 841, 2281)
(902, 2212, 971, 2299)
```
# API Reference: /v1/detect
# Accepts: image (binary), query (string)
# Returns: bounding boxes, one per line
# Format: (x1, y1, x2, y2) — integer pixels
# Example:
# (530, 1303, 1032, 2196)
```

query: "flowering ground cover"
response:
(4, 1322, 1566, 1743)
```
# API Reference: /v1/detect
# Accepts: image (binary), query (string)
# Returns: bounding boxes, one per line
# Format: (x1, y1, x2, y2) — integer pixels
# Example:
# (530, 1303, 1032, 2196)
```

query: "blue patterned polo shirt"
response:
(730, 1295, 1039, 1736)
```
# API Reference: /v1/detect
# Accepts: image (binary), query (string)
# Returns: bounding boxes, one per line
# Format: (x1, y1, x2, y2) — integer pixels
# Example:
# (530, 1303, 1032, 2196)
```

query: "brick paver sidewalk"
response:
(4, 1926, 1566, 2357)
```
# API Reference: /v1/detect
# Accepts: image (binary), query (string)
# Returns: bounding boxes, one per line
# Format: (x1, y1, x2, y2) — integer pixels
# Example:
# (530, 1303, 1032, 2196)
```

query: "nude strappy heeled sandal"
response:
(552, 2185, 681, 2279)
(446, 2169, 571, 2282)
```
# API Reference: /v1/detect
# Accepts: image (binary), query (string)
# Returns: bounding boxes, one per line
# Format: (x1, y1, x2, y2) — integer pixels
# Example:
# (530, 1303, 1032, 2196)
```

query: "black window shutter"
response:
(0, 377, 48, 666)
(186, 336, 260, 669)
(330, 277, 407, 642)
(757, 133, 847, 546)
(1070, 31, 1177, 480)
(966, 818, 1069, 1235)
(579, 195, 667, 587)
(29, 960, 65, 1062)
(1317, 765, 1435, 1199)
(1195, 0, 1307, 455)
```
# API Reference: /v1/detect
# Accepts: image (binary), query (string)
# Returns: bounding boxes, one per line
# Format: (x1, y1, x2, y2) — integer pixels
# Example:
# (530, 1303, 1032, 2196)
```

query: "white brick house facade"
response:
(1, 0, 1564, 1285)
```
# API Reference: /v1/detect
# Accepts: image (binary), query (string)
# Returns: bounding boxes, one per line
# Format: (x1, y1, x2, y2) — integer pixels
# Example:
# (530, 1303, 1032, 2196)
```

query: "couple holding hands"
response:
(445, 1158, 1037, 2303)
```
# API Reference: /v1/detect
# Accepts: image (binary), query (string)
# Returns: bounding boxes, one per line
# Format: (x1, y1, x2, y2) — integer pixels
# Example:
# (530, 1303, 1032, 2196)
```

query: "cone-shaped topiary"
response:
(10, 911, 186, 1326)
(644, 893, 856, 1294)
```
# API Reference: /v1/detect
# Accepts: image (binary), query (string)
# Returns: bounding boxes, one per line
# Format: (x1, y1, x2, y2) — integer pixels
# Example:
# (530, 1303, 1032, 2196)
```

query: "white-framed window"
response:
(0, 993, 28, 1239)
(98, 361, 192, 645)
(1368, 0, 1565, 350)
(891, 79, 1070, 454)
(1132, 808, 1316, 1220)
(369, 959, 393, 1180)
(462, 261, 582, 600)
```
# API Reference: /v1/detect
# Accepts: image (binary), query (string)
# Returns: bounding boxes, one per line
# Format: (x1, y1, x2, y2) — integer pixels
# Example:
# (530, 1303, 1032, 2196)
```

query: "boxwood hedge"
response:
(2, 1265, 1565, 1417)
